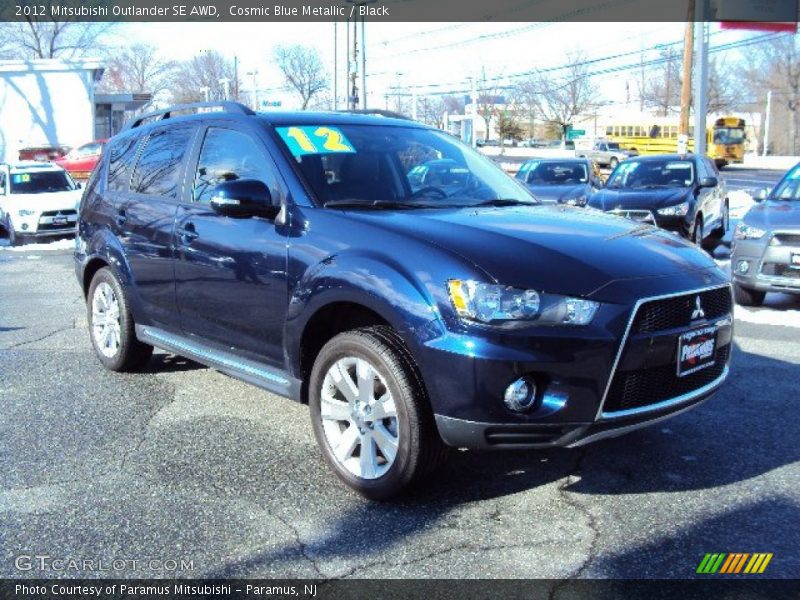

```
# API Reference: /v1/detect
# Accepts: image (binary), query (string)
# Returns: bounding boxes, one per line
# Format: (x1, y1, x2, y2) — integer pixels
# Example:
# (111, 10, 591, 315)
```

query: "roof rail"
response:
(122, 101, 255, 131)
(339, 109, 411, 120)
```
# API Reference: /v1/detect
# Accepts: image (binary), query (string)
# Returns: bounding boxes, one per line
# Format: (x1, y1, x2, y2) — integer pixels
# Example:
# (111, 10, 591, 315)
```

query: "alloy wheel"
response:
(92, 281, 122, 358)
(319, 356, 400, 480)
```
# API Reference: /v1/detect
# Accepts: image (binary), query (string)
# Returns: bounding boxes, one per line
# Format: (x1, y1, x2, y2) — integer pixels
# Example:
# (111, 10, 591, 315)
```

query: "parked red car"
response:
(54, 140, 107, 180)
(18, 145, 71, 162)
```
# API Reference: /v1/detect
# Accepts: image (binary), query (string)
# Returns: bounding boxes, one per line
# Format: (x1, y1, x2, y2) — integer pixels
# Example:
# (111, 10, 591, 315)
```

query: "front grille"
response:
(604, 345, 730, 414)
(762, 263, 800, 279)
(39, 210, 77, 218)
(484, 425, 570, 446)
(37, 222, 76, 232)
(633, 287, 731, 334)
(772, 233, 800, 246)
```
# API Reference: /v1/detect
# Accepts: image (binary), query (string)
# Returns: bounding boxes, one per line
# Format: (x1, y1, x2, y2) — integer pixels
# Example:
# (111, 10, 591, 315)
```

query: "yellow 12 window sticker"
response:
(277, 126, 356, 157)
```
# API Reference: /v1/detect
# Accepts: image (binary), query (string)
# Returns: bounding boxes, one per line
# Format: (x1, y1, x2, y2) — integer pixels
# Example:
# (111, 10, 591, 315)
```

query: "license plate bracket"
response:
(677, 326, 717, 377)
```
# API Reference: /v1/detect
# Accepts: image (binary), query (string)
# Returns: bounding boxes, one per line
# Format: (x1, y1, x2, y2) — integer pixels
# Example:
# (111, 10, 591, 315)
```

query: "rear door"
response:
(173, 123, 289, 365)
(115, 124, 197, 328)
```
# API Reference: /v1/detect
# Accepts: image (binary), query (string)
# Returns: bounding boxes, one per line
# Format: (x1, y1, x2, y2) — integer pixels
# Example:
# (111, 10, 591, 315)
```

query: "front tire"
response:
(87, 267, 153, 372)
(734, 283, 765, 307)
(692, 215, 704, 247)
(309, 326, 448, 500)
(711, 201, 729, 240)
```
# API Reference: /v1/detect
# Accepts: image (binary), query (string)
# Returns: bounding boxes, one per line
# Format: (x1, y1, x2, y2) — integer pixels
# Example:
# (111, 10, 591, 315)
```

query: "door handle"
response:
(116, 208, 127, 227)
(177, 223, 199, 245)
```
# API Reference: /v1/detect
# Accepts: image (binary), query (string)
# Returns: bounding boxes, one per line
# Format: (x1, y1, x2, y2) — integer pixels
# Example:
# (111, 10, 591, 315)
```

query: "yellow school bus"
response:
(603, 117, 746, 167)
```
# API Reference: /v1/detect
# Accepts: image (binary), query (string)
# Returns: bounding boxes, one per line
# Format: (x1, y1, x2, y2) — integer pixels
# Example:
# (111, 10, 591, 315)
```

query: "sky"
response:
(110, 21, 755, 111)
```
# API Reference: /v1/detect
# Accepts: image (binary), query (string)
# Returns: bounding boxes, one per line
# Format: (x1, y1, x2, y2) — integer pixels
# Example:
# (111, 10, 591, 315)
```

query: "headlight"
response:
(734, 222, 766, 240)
(18, 209, 36, 217)
(447, 279, 599, 326)
(657, 201, 690, 216)
(563, 195, 588, 207)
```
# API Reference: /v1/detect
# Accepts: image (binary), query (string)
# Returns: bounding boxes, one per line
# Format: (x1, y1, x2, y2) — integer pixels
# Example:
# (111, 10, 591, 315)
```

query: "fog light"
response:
(504, 378, 537, 412)
(736, 260, 750, 274)
(21, 223, 28, 231)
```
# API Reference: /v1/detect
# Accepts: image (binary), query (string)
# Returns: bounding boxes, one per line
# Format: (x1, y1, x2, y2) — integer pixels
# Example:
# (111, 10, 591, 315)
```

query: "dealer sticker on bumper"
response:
(791, 252, 800, 267)
(678, 326, 717, 377)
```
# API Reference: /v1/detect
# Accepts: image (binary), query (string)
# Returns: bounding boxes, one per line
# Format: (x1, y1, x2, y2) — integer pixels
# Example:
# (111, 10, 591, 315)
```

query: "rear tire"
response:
(87, 267, 153, 372)
(711, 201, 729, 240)
(733, 283, 765, 307)
(309, 326, 448, 500)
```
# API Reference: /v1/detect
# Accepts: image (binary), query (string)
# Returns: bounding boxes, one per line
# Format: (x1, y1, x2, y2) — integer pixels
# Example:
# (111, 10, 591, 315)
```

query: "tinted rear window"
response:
(107, 135, 141, 192)
(131, 126, 194, 198)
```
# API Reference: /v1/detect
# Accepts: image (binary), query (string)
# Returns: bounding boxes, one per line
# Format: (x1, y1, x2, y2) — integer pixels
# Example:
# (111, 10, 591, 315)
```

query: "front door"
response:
(173, 125, 289, 365)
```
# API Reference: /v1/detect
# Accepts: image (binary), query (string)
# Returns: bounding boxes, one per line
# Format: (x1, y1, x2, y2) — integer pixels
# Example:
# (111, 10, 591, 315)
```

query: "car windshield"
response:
(770, 166, 800, 201)
(605, 159, 695, 189)
(9, 170, 75, 194)
(526, 161, 588, 185)
(277, 124, 536, 208)
(713, 127, 745, 145)
(606, 142, 621, 150)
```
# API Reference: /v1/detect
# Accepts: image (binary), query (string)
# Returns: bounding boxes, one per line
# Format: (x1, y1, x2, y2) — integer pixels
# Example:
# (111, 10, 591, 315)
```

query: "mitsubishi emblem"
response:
(691, 296, 705, 321)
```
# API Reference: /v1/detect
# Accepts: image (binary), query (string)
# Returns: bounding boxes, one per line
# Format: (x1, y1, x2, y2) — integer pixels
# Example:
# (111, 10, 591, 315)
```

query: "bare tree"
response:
(475, 69, 504, 141)
(0, 19, 111, 59)
(417, 96, 446, 128)
(273, 44, 328, 110)
(520, 52, 600, 140)
(97, 43, 175, 109)
(741, 34, 800, 155)
(169, 50, 239, 105)
(638, 46, 682, 116)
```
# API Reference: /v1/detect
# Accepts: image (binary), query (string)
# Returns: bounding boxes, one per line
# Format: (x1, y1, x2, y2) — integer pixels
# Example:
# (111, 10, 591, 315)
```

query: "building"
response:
(0, 59, 103, 163)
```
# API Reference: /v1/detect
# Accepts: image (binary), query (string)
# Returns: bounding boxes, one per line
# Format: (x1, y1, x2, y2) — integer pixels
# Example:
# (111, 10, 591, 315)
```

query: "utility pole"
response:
(693, 0, 709, 157)
(350, 16, 358, 110)
(679, 0, 695, 136)
(763, 90, 772, 157)
(360, 13, 367, 109)
(333, 21, 338, 110)
(470, 75, 478, 148)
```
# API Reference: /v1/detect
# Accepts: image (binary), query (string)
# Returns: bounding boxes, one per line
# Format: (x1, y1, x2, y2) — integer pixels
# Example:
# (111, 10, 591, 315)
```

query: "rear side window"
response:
(131, 126, 193, 198)
(107, 135, 141, 192)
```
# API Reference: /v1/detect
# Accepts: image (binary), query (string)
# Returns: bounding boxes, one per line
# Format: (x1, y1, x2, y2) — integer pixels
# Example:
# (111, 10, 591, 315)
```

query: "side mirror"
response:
(698, 176, 718, 188)
(209, 179, 278, 219)
(754, 188, 769, 202)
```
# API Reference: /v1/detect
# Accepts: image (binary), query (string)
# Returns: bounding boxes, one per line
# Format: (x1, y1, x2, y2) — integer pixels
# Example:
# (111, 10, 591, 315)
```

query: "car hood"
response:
(527, 183, 588, 203)
(0, 190, 82, 213)
(588, 187, 692, 211)
(742, 200, 800, 230)
(345, 204, 717, 297)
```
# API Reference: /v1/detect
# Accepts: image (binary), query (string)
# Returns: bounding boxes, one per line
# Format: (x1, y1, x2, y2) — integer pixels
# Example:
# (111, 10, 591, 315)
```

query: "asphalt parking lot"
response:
(1, 235, 799, 580)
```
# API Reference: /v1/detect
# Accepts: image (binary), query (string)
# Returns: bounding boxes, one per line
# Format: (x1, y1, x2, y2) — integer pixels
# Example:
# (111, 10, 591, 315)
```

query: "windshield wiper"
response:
(467, 198, 539, 207)
(323, 199, 439, 210)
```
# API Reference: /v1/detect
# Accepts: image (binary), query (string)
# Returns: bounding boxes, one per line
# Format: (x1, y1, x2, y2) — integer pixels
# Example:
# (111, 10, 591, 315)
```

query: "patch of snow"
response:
(728, 189, 755, 220)
(735, 303, 800, 328)
(0, 238, 74, 252)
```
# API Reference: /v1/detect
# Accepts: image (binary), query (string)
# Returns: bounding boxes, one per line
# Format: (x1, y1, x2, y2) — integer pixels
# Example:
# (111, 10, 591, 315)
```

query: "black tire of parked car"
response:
(710, 201, 729, 240)
(733, 283, 766, 307)
(87, 267, 154, 372)
(693, 215, 704, 247)
(309, 326, 449, 500)
(7, 224, 23, 247)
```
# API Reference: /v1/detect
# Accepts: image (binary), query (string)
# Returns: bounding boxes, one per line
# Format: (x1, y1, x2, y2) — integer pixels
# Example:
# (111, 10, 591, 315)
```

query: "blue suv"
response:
(75, 103, 733, 499)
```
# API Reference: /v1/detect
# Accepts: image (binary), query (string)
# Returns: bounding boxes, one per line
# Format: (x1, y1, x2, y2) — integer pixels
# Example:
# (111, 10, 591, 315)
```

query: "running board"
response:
(136, 325, 302, 401)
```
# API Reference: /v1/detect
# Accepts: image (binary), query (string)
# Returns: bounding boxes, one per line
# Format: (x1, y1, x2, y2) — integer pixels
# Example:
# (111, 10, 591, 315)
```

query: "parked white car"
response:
(0, 162, 82, 246)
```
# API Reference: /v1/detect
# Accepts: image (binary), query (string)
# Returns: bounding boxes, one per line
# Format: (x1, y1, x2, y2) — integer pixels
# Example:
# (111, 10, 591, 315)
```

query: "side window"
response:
(131, 125, 193, 198)
(107, 135, 141, 192)
(193, 128, 277, 204)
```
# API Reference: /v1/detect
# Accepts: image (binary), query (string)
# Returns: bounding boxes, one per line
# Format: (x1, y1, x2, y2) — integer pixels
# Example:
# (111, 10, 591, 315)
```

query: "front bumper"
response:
(732, 234, 800, 294)
(419, 281, 733, 450)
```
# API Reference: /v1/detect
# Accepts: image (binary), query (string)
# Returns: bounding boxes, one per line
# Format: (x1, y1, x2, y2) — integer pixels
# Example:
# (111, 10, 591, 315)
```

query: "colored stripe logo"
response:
(697, 553, 773, 574)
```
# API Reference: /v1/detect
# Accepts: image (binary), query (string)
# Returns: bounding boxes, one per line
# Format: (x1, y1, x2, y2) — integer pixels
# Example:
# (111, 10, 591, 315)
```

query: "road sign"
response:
(260, 99, 282, 109)
(567, 129, 586, 140)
